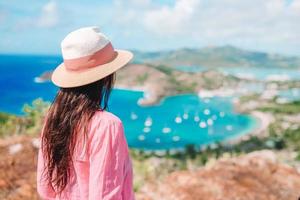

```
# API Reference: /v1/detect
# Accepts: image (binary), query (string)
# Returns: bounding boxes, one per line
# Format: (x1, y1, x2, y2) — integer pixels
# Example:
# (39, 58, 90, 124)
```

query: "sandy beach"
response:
(223, 110, 275, 146)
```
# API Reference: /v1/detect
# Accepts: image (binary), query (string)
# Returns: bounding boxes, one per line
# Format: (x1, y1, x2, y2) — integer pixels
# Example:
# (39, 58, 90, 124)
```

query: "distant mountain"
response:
(132, 45, 300, 68)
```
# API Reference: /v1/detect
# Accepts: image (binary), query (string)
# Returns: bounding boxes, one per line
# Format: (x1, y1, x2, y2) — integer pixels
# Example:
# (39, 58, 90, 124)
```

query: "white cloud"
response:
(112, 0, 300, 53)
(2, 0, 299, 54)
(143, 0, 295, 39)
(144, 0, 200, 35)
(113, 0, 151, 8)
(37, 1, 59, 28)
(290, 0, 300, 12)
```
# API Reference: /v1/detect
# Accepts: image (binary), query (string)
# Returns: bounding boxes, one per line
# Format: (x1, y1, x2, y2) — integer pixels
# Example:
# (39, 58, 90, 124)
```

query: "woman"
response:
(37, 27, 135, 200)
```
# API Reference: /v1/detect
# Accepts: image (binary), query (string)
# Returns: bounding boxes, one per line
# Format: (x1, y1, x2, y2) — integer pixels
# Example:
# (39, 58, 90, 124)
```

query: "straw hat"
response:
(51, 26, 133, 88)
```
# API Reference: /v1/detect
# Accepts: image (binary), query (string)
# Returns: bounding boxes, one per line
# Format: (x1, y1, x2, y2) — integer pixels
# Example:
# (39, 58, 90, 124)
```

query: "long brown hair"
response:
(41, 73, 115, 195)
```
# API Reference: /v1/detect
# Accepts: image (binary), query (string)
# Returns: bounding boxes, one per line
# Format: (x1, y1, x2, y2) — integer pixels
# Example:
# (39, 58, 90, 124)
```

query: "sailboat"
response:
(143, 127, 151, 133)
(219, 111, 225, 118)
(162, 127, 171, 134)
(204, 109, 210, 115)
(199, 121, 207, 128)
(144, 116, 153, 127)
(207, 118, 214, 126)
(175, 115, 182, 124)
(130, 112, 138, 120)
(194, 112, 200, 122)
(183, 112, 189, 120)
(138, 134, 145, 141)
(172, 136, 180, 142)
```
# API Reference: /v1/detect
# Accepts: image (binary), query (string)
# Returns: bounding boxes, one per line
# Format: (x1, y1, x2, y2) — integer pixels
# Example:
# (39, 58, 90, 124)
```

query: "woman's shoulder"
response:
(89, 110, 124, 138)
(88, 110, 125, 146)
(92, 110, 122, 125)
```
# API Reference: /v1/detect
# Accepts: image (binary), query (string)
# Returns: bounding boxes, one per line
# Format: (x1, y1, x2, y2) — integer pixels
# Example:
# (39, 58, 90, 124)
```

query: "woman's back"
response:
(37, 110, 135, 200)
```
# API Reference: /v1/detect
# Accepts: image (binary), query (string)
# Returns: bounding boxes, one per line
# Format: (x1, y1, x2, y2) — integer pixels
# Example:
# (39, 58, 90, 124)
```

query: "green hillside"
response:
(133, 45, 300, 68)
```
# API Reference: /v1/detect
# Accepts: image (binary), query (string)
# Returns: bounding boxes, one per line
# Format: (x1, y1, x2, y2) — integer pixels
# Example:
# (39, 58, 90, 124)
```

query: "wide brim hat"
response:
(51, 26, 133, 88)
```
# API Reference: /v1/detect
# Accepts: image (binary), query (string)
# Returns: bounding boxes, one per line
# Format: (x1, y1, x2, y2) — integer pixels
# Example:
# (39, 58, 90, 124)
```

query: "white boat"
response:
(143, 127, 151, 133)
(138, 135, 145, 141)
(175, 115, 182, 124)
(219, 111, 225, 117)
(162, 127, 171, 134)
(204, 109, 210, 115)
(199, 121, 207, 128)
(34, 77, 44, 83)
(130, 112, 138, 120)
(172, 136, 180, 142)
(194, 115, 200, 122)
(144, 117, 153, 127)
(207, 118, 214, 126)
(183, 112, 189, 120)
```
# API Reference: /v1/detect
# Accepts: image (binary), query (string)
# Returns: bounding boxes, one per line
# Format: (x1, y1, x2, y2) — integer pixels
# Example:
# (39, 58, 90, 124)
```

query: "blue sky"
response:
(0, 0, 299, 55)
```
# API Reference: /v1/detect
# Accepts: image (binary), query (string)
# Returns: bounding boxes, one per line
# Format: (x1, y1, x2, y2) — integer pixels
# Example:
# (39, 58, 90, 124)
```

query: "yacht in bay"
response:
(144, 116, 153, 127)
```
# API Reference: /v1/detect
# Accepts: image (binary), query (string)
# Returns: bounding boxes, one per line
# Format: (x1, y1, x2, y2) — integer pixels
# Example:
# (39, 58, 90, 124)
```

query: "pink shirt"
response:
(37, 110, 135, 200)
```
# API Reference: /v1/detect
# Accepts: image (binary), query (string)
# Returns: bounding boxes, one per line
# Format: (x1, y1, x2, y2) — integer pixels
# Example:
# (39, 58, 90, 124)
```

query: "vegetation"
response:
(239, 94, 260, 104)
(134, 45, 300, 68)
(154, 64, 173, 75)
(259, 100, 300, 114)
(168, 74, 197, 93)
(135, 73, 149, 85)
(0, 112, 22, 137)
(0, 98, 50, 137)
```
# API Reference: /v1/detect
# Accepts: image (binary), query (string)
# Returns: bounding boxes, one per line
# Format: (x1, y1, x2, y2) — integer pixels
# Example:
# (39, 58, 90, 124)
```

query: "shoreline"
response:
(223, 110, 275, 146)
(114, 85, 160, 106)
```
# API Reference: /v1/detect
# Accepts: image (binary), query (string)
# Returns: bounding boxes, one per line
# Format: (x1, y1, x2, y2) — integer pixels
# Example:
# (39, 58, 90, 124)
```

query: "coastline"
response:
(114, 84, 163, 106)
(222, 110, 275, 146)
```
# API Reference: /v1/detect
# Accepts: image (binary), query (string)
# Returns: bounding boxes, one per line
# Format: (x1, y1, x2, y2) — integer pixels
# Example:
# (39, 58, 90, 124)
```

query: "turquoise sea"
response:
(0, 54, 257, 150)
(110, 90, 257, 150)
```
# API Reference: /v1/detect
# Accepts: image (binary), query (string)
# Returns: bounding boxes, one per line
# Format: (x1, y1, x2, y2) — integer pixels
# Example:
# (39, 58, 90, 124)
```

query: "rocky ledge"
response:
(137, 150, 300, 200)
(1, 135, 300, 200)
